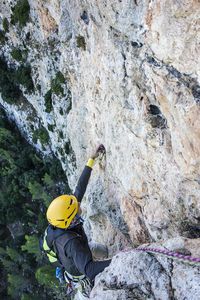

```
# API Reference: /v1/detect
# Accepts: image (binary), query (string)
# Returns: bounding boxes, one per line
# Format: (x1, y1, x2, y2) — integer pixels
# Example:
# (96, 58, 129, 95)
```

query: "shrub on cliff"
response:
(0, 30, 7, 45)
(44, 89, 53, 113)
(0, 58, 21, 104)
(11, 0, 30, 28)
(51, 71, 65, 96)
(76, 35, 86, 50)
(11, 48, 28, 63)
(3, 18, 9, 32)
(0, 57, 33, 104)
(14, 64, 34, 93)
(32, 127, 50, 148)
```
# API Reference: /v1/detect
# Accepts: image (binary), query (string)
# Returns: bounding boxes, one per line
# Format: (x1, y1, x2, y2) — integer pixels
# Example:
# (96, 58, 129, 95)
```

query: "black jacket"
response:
(46, 164, 111, 280)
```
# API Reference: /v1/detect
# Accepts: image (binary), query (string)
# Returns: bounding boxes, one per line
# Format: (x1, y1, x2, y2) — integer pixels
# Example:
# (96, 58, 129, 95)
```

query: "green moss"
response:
(44, 89, 52, 113)
(59, 108, 64, 115)
(51, 71, 65, 96)
(76, 35, 86, 50)
(11, 0, 30, 28)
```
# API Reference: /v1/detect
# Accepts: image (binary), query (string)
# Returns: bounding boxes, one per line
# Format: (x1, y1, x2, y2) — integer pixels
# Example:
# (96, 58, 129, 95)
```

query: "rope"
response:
(117, 247, 200, 267)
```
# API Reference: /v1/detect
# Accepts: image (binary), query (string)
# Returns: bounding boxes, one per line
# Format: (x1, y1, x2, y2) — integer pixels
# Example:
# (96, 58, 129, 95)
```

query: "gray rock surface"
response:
(91, 237, 200, 300)
(0, 0, 200, 298)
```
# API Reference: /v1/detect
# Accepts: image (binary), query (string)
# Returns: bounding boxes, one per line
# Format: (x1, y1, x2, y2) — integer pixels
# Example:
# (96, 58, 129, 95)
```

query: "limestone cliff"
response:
(0, 0, 200, 299)
(90, 237, 200, 300)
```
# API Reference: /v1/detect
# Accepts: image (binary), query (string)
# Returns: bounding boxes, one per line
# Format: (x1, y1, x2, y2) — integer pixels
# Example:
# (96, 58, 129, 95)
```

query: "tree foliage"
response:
(0, 57, 21, 104)
(8, 274, 29, 298)
(0, 56, 34, 105)
(0, 108, 70, 298)
(21, 235, 42, 263)
(36, 265, 58, 288)
(6, 246, 22, 263)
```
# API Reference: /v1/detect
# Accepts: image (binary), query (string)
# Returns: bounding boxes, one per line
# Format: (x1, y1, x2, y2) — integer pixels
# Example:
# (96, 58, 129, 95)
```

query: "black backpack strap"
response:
(42, 228, 58, 264)
(41, 226, 82, 268)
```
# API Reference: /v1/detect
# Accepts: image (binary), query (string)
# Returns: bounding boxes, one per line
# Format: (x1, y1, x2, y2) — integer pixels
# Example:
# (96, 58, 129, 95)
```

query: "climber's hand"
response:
(91, 144, 106, 159)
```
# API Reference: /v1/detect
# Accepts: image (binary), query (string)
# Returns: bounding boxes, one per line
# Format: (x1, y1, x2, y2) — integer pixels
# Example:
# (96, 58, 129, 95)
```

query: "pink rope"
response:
(117, 247, 200, 265)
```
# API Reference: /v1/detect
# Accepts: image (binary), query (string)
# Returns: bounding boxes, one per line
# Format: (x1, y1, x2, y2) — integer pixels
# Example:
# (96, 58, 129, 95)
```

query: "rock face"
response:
(91, 237, 200, 300)
(0, 0, 200, 298)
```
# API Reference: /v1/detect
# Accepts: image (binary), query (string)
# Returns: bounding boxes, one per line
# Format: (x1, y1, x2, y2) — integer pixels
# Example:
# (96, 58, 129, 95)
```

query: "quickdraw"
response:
(118, 247, 200, 267)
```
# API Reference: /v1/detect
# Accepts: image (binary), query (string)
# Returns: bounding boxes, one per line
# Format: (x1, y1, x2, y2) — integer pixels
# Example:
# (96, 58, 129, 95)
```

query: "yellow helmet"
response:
(46, 195, 78, 228)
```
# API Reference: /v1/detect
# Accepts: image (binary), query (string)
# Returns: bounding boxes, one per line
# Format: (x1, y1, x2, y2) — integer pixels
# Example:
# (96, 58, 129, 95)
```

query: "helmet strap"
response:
(67, 214, 85, 229)
(75, 214, 84, 223)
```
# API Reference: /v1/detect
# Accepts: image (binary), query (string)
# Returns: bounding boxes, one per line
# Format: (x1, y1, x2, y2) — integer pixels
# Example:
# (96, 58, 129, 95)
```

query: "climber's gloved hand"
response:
(91, 144, 106, 159)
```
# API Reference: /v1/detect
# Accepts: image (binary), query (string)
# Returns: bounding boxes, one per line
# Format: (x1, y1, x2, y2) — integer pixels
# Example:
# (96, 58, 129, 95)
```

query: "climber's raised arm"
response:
(73, 144, 105, 202)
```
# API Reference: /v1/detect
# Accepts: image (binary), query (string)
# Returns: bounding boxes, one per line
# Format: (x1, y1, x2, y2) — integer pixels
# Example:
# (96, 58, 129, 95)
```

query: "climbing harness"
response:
(64, 270, 93, 298)
(118, 247, 200, 267)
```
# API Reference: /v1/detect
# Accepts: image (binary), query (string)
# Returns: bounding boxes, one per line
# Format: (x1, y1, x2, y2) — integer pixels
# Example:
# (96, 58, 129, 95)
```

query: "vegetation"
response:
(51, 71, 65, 96)
(11, 0, 30, 28)
(3, 18, 9, 33)
(11, 48, 28, 63)
(0, 30, 8, 45)
(36, 265, 58, 291)
(0, 57, 21, 104)
(32, 127, 50, 149)
(14, 64, 34, 93)
(66, 91, 72, 114)
(0, 56, 34, 104)
(76, 35, 86, 50)
(64, 142, 71, 155)
(0, 19, 9, 46)
(44, 89, 53, 113)
(47, 124, 55, 132)
(43, 72, 67, 113)
(59, 131, 64, 139)
(0, 108, 70, 298)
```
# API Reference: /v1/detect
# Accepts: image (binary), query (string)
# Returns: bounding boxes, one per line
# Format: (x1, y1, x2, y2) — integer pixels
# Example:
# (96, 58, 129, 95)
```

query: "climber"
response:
(41, 144, 111, 297)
